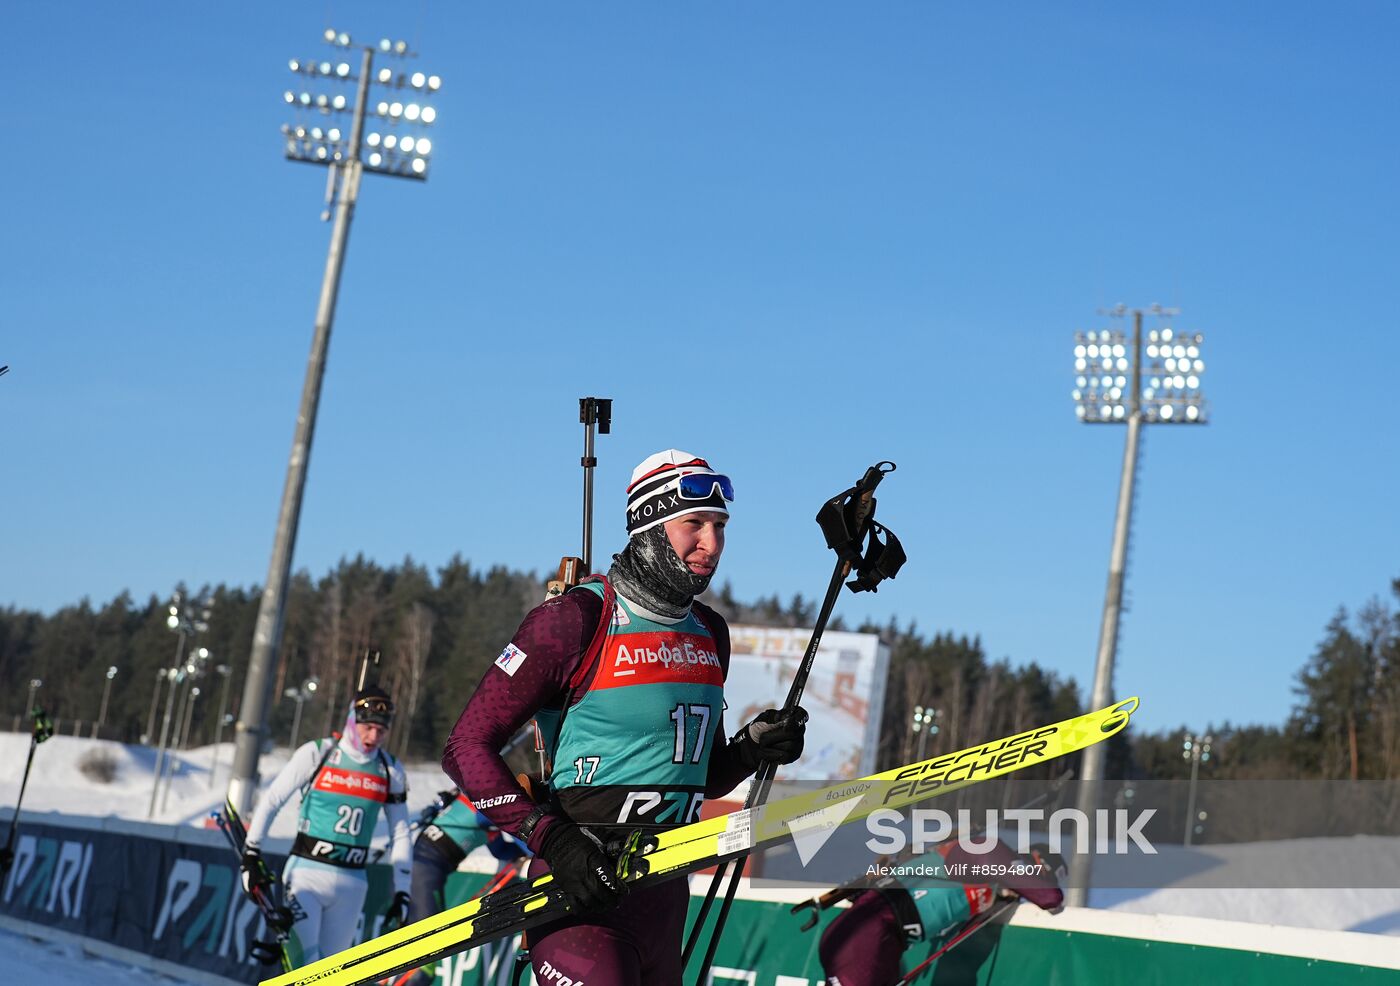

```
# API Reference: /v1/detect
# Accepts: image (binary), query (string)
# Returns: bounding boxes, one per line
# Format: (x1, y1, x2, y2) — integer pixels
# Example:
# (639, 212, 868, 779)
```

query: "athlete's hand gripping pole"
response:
(537, 821, 627, 912)
(212, 806, 294, 970)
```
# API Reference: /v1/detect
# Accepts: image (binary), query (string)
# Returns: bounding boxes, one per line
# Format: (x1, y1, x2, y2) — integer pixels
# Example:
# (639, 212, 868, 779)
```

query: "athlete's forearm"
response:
(440, 592, 600, 850)
(384, 798, 412, 894)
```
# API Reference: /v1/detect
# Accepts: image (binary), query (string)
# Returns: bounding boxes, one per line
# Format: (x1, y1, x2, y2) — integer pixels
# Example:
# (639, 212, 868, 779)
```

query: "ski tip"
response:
(1102, 697, 1140, 730)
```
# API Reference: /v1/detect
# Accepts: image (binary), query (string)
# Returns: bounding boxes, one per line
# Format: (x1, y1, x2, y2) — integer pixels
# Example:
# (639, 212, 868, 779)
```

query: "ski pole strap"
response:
(814, 462, 906, 594)
(612, 829, 649, 880)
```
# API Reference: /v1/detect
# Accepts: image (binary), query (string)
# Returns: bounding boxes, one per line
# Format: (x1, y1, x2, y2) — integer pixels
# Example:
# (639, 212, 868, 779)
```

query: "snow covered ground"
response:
(0, 925, 201, 986)
(1088, 836, 1400, 936)
(0, 731, 458, 844)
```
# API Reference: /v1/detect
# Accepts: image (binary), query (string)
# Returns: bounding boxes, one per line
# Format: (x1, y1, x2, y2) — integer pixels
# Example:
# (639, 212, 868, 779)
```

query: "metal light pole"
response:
(94, 666, 118, 738)
(148, 593, 211, 818)
(284, 678, 319, 750)
(1183, 733, 1212, 847)
(1066, 305, 1209, 906)
(158, 646, 212, 809)
(228, 29, 442, 819)
(179, 688, 202, 751)
(159, 685, 203, 814)
(177, 647, 211, 750)
(169, 667, 192, 751)
(144, 667, 165, 745)
(148, 667, 182, 817)
(209, 664, 234, 789)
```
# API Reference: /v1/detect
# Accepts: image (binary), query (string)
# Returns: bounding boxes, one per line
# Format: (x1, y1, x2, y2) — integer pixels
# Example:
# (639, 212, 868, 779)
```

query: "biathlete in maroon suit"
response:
(443, 449, 808, 986)
(819, 840, 1064, 986)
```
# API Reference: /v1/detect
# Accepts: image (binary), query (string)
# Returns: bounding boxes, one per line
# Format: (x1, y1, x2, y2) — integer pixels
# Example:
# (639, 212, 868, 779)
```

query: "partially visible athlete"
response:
(242, 685, 412, 964)
(819, 839, 1063, 985)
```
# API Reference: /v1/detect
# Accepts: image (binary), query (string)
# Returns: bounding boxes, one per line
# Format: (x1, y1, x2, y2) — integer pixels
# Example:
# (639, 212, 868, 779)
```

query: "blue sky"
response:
(3, 2, 1397, 734)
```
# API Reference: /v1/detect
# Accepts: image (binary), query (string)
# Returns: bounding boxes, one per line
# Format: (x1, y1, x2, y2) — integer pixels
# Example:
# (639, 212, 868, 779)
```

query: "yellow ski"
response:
(261, 697, 1139, 986)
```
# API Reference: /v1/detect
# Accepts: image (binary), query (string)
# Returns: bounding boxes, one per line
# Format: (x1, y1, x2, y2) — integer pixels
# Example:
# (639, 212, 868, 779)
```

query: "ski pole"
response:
(895, 896, 1017, 985)
(2, 707, 54, 880)
(689, 462, 904, 984)
(214, 804, 295, 971)
(685, 551, 852, 973)
(510, 946, 531, 986)
(687, 463, 896, 972)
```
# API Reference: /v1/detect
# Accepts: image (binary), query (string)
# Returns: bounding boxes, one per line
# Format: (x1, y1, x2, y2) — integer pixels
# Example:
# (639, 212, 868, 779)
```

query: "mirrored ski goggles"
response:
(677, 473, 735, 502)
(353, 697, 395, 721)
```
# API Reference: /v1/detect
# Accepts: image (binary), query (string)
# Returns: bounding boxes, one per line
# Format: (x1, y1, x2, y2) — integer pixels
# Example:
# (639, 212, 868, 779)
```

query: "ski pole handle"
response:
(790, 897, 821, 931)
(839, 462, 894, 577)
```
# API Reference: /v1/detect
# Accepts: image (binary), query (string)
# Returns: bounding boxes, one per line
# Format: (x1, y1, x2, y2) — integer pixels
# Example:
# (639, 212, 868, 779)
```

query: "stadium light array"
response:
(280, 28, 441, 181)
(1072, 306, 1208, 425)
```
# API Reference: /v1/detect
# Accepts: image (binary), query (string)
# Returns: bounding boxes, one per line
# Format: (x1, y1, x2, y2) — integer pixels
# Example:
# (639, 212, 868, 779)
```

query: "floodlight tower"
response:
(228, 29, 442, 819)
(1065, 304, 1208, 906)
(1182, 732, 1213, 847)
(149, 592, 212, 818)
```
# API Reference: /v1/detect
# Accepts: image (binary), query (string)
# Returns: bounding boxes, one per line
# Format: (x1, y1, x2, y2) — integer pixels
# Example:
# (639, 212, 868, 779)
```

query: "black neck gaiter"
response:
(607, 525, 713, 622)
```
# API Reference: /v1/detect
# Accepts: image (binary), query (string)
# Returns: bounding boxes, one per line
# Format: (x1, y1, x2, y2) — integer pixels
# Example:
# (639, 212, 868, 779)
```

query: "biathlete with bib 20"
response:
(242, 685, 413, 964)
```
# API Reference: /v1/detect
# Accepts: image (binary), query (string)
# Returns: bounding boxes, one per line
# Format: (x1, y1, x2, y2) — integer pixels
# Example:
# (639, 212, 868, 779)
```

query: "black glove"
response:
(732, 707, 808, 771)
(417, 789, 457, 826)
(538, 821, 627, 913)
(265, 902, 295, 935)
(240, 847, 273, 897)
(383, 890, 412, 930)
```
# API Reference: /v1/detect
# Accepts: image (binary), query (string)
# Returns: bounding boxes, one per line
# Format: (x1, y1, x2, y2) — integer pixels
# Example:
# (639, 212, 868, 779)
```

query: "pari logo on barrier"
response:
(1, 833, 94, 918)
(153, 857, 268, 964)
